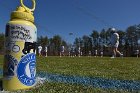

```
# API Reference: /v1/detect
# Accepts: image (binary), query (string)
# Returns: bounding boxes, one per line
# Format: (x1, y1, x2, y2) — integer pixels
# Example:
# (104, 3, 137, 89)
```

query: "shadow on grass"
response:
(0, 78, 3, 91)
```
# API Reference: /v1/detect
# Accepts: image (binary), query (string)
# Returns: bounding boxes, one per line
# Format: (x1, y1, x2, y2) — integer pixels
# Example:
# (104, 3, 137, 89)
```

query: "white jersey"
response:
(38, 46, 42, 52)
(136, 50, 139, 54)
(61, 46, 64, 52)
(78, 47, 81, 53)
(95, 50, 97, 55)
(101, 51, 103, 55)
(111, 32, 119, 44)
(45, 46, 48, 52)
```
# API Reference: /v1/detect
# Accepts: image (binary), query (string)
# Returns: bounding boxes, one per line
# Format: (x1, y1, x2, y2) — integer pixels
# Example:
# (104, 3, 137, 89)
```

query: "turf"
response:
(0, 55, 140, 93)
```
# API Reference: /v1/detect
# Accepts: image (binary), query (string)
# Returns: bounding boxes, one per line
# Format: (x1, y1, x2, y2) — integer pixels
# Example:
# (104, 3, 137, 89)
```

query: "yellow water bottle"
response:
(3, 0, 37, 91)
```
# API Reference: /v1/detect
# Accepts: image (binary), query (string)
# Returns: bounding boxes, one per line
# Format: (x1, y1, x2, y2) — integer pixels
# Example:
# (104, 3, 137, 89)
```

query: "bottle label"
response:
(5, 24, 37, 42)
(4, 24, 37, 86)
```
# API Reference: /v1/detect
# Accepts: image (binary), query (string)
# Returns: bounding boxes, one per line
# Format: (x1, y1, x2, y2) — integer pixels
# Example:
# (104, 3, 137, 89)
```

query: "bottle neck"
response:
(11, 18, 34, 23)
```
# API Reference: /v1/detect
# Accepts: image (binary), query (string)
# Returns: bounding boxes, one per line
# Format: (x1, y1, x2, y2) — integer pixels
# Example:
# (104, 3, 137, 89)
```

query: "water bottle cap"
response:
(10, 7, 34, 22)
(10, 0, 36, 23)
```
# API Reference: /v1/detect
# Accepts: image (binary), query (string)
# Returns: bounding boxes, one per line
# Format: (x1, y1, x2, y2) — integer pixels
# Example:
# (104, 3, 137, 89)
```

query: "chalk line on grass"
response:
(0, 70, 139, 91)
(37, 71, 140, 91)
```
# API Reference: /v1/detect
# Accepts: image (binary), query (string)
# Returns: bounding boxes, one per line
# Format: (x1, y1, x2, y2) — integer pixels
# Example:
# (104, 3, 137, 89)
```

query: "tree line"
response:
(0, 24, 140, 56)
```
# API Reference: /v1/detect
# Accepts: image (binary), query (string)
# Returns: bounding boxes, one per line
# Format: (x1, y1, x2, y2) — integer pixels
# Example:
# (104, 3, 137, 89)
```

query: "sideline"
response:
(37, 71, 140, 91)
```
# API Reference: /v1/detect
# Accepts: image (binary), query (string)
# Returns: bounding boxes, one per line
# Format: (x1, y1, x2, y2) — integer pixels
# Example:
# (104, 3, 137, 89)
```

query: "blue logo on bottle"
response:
(17, 53, 36, 86)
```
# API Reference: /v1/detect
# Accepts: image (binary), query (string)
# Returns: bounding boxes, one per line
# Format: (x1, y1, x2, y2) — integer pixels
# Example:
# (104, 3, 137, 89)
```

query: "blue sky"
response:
(0, 0, 140, 43)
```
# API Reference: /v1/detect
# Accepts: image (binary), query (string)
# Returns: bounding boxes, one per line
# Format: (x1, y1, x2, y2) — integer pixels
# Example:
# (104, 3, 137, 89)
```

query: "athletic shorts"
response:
(112, 41, 119, 48)
(38, 50, 41, 54)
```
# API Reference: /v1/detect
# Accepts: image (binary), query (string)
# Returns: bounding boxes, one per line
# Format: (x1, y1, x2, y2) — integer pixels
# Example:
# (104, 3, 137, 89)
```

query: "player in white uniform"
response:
(78, 47, 81, 57)
(60, 45, 65, 57)
(38, 45, 42, 57)
(100, 51, 103, 57)
(110, 28, 123, 58)
(88, 51, 91, 57)
(95, 50, 98, 57)
(136, 50, 139, 58)
(45, 46, 48, 57)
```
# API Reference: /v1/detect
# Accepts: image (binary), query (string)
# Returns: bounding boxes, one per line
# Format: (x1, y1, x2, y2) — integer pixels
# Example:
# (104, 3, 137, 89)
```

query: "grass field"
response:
(0, 55, 140, 93)
(37, 56, 140, 80)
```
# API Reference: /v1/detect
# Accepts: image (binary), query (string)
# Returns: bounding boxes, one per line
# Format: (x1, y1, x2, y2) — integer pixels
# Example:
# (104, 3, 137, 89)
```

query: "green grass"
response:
(0, 55, 140, 93)
(26, 82, 136, 93)
(37, 56, 140, 80)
